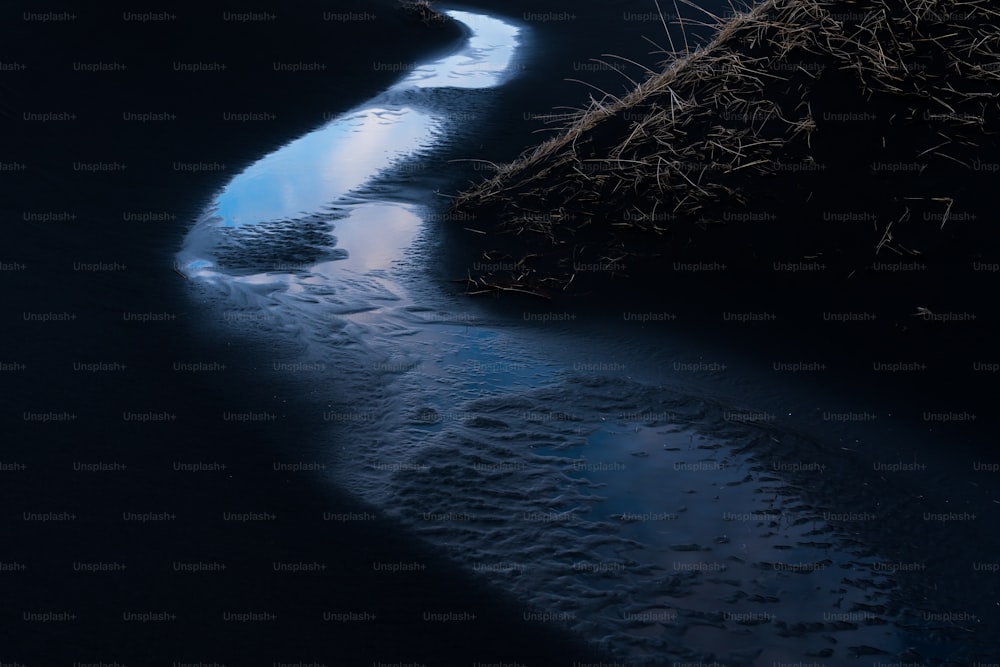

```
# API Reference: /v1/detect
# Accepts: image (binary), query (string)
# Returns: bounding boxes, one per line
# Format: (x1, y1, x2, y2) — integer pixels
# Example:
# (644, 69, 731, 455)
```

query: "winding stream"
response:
(175, 9, 994, 666)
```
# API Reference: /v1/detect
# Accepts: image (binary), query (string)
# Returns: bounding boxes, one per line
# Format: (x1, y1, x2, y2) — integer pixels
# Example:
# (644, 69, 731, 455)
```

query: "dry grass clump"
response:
(451, 0, 1000, 297)
(398, 0, 448, 26)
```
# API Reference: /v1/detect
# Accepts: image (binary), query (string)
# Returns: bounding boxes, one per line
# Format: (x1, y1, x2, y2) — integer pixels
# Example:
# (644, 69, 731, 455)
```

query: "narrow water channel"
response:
(174, 9, 996, 666)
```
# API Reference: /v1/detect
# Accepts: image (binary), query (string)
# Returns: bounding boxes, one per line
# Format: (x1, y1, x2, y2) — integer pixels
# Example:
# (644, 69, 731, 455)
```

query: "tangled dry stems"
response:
(451, 0, 1000, 297)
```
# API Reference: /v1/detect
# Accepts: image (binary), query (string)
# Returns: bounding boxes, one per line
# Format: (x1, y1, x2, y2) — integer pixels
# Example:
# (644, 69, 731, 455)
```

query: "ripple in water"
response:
(177, 10, 520, 284)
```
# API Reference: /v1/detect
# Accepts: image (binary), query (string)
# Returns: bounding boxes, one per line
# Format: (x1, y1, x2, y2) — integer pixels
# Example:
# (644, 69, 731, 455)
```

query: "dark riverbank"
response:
(444, 0, 999, 433)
